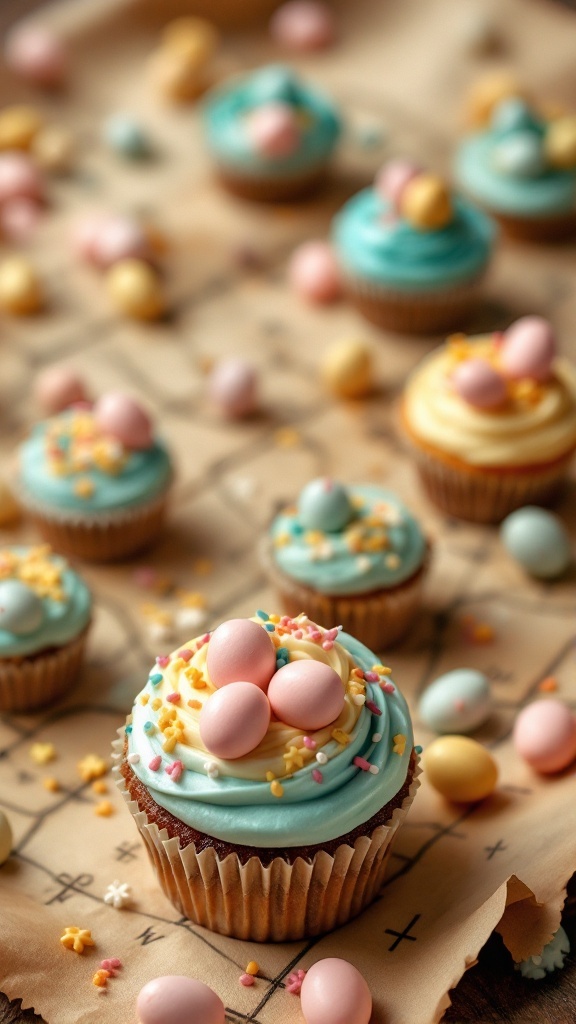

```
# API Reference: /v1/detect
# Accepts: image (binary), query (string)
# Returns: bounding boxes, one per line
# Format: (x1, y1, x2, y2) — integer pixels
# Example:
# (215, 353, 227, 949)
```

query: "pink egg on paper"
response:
(136, 975, 225, 1024)
(300, 958, 372, 1024)
(452, 358, 507, 409)
(0, 197, 42, 242)
(199, 681, 271, 759)
(71, 214, 107, 265)
(0, 153, 44, 205)
(246, 102, 300, 158)
(375, 159, 421, 210)
(288, 241, 342, 304)
(209, 359, 258, 419)
(34, 365, 88, 414)
(513, 699, 576, 774)
(91, 215, 152, 270)
(268, 660, 344, 730)
(5, 24, 67, 88)
(499, 316, 556, 382)
(94, 392, 153, 450)
(269, 1, 336, 51)
(206, 619, 276, 691)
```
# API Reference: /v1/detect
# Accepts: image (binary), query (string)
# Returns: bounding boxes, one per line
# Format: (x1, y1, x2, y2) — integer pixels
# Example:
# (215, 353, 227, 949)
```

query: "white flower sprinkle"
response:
(316, 751, 328, 765)
(104, 880, 132, 909)
(368, 765, 380, 775)
(372, 732, 382, 743)
(204, 760, 219, 778)
(127, 753, 140, 765)
(352, 694, 366, 706)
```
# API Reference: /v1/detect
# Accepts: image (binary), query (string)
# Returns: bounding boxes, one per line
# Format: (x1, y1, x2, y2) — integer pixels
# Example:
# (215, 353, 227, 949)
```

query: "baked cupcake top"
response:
(332, 160, 494, 291)
(18, 393, 172, 515)
(123, 613, 413, 848)
(0, 545, 91, 657)
(455, 96, 576, 217)
(202, 64, 341, 178)
(270, 479, 426, 595)
(403, 317, 576, 467)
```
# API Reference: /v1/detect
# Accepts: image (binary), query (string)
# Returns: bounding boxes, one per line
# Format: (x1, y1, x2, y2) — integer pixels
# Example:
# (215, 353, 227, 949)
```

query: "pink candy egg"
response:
(92, 215, 152, 270)
(199, 681, 271, 759)
(268, 660, 344, 731)
(71, 214, 106, 264)
(206, 619, 276, 691)
(513, 699, 576, 774)
(93, 392, 153, 450)
(288, 240, 342, 304)
(0, 198, 42, 242)
(0, 153, 44, 205)
(5, 24, 67, 88)
(246, 102, 300, 158)
(499, 316, 556, 382)
(300, 958, 372, 1024)
(375, 159, 421, 210)
(452, 358, 507, 409)
(34, 365, 88, 414)
(209, 359, 258, 419)
(136, 975, 225, 1024)
(270, 1, 336, 51)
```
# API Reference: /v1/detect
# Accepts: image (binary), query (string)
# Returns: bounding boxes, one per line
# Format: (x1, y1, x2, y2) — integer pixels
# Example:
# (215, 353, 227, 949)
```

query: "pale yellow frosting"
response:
(403, 339, 576, 467)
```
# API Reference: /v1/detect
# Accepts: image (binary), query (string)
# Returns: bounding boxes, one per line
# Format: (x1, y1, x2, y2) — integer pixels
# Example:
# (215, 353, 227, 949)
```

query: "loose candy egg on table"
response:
(513, 699, 576, 773)
(161, 16, 219, 62)
(452, 357, 507, 409)
(209, 358, 258, 419)
(499, 316, 556, 381)
(269, 1, 336, 52)
(136, 975, 225, 1024)
(206, 618, 276, 691)
(0, 198, 42, 243)
(0, 257, 43, 314)
(94, 393, 153, 450)
(268, 660, 345, 730)
(91, 216, 153, 270)
(0, 580, 44, 635)
(298, 477, 353, 532)
(300, 958, 372, 1024)
(424, 735, 499, 803)
(500, 507, 571, 579)
(34, 365, 88, 414)
(199, 681, 271, 759)
(288, 241, 342, 304)
(418, 669, 492, 734)
(105, 258, 165, 320)
(0, 809, 13, 865)
(321, 336, 373, 399)
(4, 24, 67, 88)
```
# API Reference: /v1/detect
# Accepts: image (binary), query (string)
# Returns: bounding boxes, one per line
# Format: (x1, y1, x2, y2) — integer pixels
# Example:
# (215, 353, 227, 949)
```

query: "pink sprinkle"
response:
(294, 630, 303, 639)
(195, 633, 211, 651)
(165, 759, 184, 782)
(101, 958, 122, 975)
(309, 630, 322, 642)
(365, 699, 382, 716)
(381, 682, 395, 695)
(166, 692, 181, 703)
(240, 974, 254, 987)
(281, 616, 291, 626)
(156, 655, 170, 668)
(312, 769, 323, 783)
(286, 969, 306, 995)
(178, 648, 193, 662)
(322, 640, 334, 651)
(353, 756, 371, 772)
(303, 736, 317, 750)
(364, 671, 379, 682)
(148, 755, 162, 771)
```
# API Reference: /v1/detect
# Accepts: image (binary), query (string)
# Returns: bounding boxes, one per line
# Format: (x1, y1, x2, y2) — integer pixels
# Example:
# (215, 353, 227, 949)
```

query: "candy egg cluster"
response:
(489, 96, 576, 175)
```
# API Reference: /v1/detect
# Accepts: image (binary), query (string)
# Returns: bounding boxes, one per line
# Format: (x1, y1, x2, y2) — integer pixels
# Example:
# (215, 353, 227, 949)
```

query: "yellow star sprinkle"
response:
(60, 926, 95, 954)
(73, 477, 95, 499)
(140, 693, 150, 705)
(283, 745, 305, 774)
(29, 742, 56, 765)
(372, 664, 392, 675)
(393, 734, 406, 756)
(331, 728, 351, 746)
(77, 754, 108, 782)
(270, 780, 284, 798)
(94, 800, 113, 817)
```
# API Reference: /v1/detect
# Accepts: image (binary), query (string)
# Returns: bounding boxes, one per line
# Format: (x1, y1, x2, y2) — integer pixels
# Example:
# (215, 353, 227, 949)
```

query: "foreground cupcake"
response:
(332, 159, 495, 333)
(401, 316, 576, 522)
(16, 392, 173, 561)
(114, 613, 419, 941)
(455, 91, 576, 242)
(261, 478, 429, 650)
(0, 545, 91, 712)
(202, 64, 341, 201)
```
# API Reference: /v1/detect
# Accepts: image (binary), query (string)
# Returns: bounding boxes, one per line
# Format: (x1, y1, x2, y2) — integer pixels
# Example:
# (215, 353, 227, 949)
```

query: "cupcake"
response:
(400, 317, 576, 523)
(202, 64, 341, 201)
(332, 159, 495, 333)
(0, 545, 92, 712)
(16, 392, 173, 562)
(455, 93, 576, 242)
(114, 613, 419, 941)
(261, 478, 429, 651)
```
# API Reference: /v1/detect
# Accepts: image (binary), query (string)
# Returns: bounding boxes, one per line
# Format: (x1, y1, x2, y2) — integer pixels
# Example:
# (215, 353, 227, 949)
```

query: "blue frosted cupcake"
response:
(0, 545, 92, 712)
(16, 393, 173, 562)
(455, 95, 576, 242)
(261, 477, 430, 651)
(332, 160, 495, 333)
(202, 64, 341, 201)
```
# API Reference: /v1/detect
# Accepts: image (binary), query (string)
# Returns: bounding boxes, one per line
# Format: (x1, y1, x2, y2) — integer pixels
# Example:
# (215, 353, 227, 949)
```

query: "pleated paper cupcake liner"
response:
(342, 271, 485, 334)
(0, 625, 90, 713)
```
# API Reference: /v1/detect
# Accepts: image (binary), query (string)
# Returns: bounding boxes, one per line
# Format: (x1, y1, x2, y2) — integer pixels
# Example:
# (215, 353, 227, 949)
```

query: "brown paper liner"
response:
(216, 165, 327, 203)
(113, 733, 420, 942)
(342, 272, 485, 334)
(260, 538, 430, 652)
(0, 625, 90, 713)
(490, 208, 576, 244)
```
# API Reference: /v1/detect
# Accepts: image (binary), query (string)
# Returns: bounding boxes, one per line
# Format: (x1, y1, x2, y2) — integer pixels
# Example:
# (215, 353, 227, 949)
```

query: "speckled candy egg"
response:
(418, 669, 492, 734)
(492, 131, 545, 178)
(246, 102, 300, 158)
(452, 358, 507, 409)
(424, 735, 498, 803)
(0, 579, 44, 635)
(94, 392, 153, 450)
(300, 958, 372, 1024)
(500, 507, 571, 579)
(0, 809, 13, 865)
(209, 359, 258, 419)
(288, 241, 342, 304)
(199, 681, 271, 759)
(499, 316, 556, 382)
(136, 975, 225, 1024)
(206, 618, 276, 691)
(513, 699, 576, 773)
(268, 660, 344, 730)
(375, 158, 421, 211)
(35, 365, 88, 414)
(298, 478, 353, 532)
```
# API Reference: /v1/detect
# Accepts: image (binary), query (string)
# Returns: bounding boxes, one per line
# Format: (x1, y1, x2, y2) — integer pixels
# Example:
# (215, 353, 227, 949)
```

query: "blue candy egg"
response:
(491, 97, 541, 136)
(104, 115, 150, 160)
(0, 579, 44, 635)
(501, 506, 571, 579)
(298, 478, 354, 533)
(492, 131, 545, 178)
(418, 668, 492, 734)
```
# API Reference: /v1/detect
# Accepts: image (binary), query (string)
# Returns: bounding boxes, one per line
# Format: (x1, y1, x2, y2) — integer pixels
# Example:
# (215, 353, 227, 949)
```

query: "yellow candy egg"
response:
(148, 49, 207, 103)
(322, 337, 374, 399)
(161, 16, 219, 65)
(0, 257, 43, 315)
(0, 105, 43, 151)
(400, 173, 453, 231)
(545, 116, 576, 170)
(32, 125, 74, 173)
(105, 258, 165, 321)
(467, 73, 524, 127)
(423, 735, 498, 803)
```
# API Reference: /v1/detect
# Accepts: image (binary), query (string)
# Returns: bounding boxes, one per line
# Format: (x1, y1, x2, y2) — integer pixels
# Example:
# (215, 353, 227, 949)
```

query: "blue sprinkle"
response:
(256, 609, 269, 620)
(149, 673, 163, 686)
(276, 647, 289, 659)
(265, 622, 275, 632)
(415, 744, 423, 754)
(292, 523, 304, 535)
(143, 721, 154, 732)
(276, 658, 287, 669)
(125, 724, 133, 734)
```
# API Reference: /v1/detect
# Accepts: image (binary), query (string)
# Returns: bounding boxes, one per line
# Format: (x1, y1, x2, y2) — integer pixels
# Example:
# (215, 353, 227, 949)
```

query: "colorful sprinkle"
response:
(393, 733, 407, 756)
(101, 958, 122, 975)
(240, 974, 254, 987)
(331, 728, 350, 746)
(187, 698, 202, 709)
(415, 744, 423, 755)
(315, 751, 328, 764)
(149, 673, 163, 686)
(178, 648, 193, 662)
(286, 970, 306, 995)
(364, 671, 379, 682)
(77, 754, 108, 782)
(127, 752, 140, 765)
(92, 969, 110, 988)
(303, 736, 317, 749)
(270, 780, 284, 798)
(265, 622, 275, 632)
(256, 609, 269, 620)
(94, 800, 113, 816)
(365, 699, 382, 716)
(353, 756, 372, 772)
(312, 768, 323, 783)
(539, 675, 558, 693)
(246, 961, 259, 976)
(381, 682, 395, 695)
(372, 732, 382, 743)
(43, 777, 60, 792)
(166, 692, 181, 703)
(143, 721, 155, 733)
(369, 764, 380, 775)
(165, 759, 184, 782)
(156, 655, 170, 668)
(148, 755, 162, 771)
(92, 780, 107, 795)
(29, 741, 56, 765)
(60, 926, 95, 954)
(124, 724, 133, 734)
